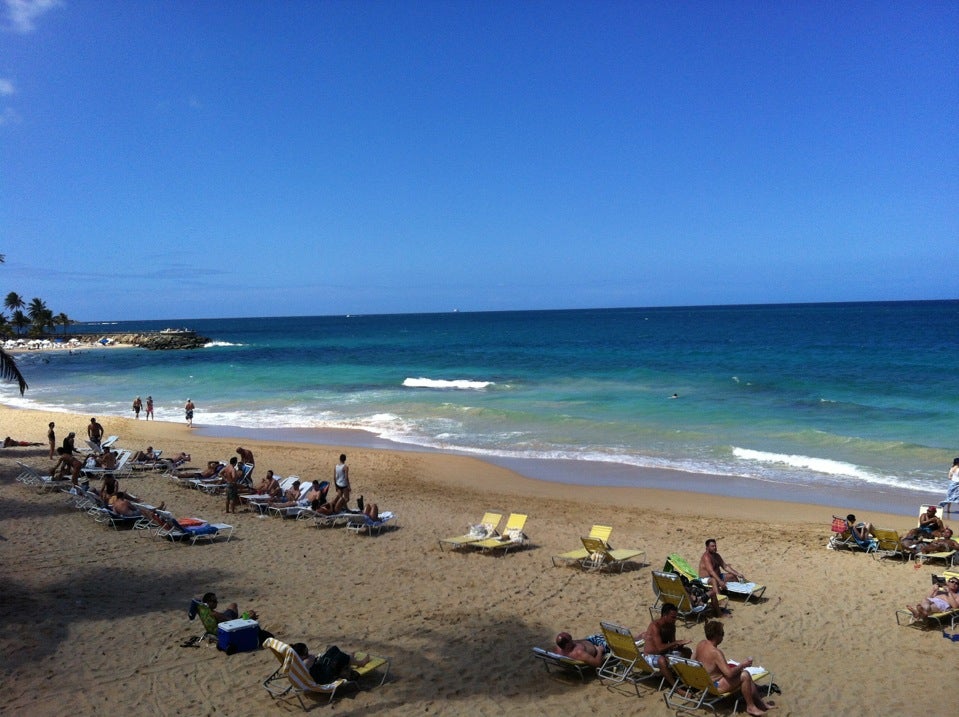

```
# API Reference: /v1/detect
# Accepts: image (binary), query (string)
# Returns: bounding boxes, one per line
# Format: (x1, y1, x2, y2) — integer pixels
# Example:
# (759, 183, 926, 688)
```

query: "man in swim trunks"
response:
(907, 577, 959, 619)
(643, 602, 691, 685)
(221, 457, 239, 514)
(919, 506, 945, 536)
(699, 538, 747, 616)
(87, 417, 105, 449)
(334, 453, 351, 505)
(236, 446, 255, 481)
(694, 621, 774, 716)
(184, 398, 195, 427)
(553, 632, 608, 667)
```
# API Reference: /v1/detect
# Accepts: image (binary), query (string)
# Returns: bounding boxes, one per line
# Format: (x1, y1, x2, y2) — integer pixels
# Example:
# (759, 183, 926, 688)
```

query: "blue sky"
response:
(2, 1, 956, 321)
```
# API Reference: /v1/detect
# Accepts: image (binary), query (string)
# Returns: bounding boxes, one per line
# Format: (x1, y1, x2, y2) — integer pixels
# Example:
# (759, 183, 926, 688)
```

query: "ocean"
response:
(4, 301, 958, 514)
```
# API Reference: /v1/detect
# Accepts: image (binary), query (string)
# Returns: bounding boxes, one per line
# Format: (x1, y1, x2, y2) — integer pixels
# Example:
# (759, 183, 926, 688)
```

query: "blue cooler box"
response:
(217, 618, 259, 653)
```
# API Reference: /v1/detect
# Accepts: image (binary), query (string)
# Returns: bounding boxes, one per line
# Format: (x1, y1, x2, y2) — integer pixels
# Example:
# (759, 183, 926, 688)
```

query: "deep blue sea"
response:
(4, 302, 958, 509)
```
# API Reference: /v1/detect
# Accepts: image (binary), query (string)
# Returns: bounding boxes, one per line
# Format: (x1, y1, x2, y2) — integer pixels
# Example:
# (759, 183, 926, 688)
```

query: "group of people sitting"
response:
(843, 506, 958, 557)
(253, 471, 381, 519)
(554, 605, 774, 715)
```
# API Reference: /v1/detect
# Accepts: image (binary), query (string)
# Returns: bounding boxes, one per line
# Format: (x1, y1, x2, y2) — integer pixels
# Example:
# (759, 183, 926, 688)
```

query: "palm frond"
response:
(0, 348, 28, 395)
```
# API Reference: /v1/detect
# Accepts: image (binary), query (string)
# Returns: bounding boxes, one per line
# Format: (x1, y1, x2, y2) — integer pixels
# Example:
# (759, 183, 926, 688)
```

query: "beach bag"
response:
(680, 575, 710, 607)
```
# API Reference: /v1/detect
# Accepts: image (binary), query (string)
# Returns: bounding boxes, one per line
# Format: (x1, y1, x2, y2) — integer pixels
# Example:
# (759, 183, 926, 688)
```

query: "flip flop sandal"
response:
(180, 636, 201, 648)
(769, 682, 782, 694)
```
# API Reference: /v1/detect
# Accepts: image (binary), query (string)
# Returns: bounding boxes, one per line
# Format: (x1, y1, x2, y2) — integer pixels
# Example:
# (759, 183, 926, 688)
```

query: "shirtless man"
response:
(221, 457, 239, 514)
(907, 576, 959, 619)
(236, 446, 255, 482)
(915, 528, 959, 555)
(553, 632, 608, 668)
(919, 506, 945, 536)
(184, 399, 195, 427)
(108, 491, 139, 516)
(3, 436, 43, 447)
(96, 450, 118, 470)
(255, 470, 283, 499)
(643, 602, 691, 685)
(87, 417, 105, 449)
(699, 539, 745, 616)
(53, 447, 84, 486)
(694, 621, 774, 716)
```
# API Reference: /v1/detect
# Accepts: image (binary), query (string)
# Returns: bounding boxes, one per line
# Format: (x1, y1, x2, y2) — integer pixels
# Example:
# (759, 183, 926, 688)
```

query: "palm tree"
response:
(54, 312, 72, 336)
(0, 254, 28, 394)
(4, 291, 24, 315)
(12, 310, 28, 335)
(27, 297, 47, 323)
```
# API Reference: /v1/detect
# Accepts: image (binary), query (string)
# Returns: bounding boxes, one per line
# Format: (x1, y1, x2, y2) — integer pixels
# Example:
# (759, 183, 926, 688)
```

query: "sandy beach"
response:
(0, 403, 953, 716)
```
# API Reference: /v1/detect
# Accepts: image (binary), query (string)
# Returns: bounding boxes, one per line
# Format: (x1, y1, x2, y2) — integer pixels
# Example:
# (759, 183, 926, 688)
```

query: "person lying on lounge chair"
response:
(94, 450, 119, 470)
(291, 643, 370, 683)
(157, 452, 191, 468)
(3, 436, 43, 447)
(553, 631, 609, 667)
(108, 492, 140, 516)
(131, 447, 158, 462)
(906, 576, 959, 619)
(304, 480, 328, 505)
(903, 528, 959, 556)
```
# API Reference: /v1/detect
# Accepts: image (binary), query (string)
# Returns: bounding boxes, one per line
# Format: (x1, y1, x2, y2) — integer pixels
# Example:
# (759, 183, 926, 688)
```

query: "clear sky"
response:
(2, 1, 956, 321)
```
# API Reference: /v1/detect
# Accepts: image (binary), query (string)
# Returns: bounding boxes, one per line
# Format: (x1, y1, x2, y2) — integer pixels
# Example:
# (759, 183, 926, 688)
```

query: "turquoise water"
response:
(4, 302, 958, 501)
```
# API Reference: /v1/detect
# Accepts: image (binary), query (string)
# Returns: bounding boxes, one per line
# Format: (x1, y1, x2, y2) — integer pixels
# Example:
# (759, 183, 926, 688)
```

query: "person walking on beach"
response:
(334, 453, 351, 506)
(145, 396, 154, 420)
(939, 457, 959, 515)
(132, 396, 142, 419)
(184, 398, 195, 428)
(47, 422, 56, 460)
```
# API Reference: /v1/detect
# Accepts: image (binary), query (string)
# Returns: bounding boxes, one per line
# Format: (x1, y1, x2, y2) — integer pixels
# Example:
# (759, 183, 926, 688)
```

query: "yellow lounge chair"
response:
(597, 622, 667, 694)
(895, 572, 959, 629)
(531, 647, 593, 682)
(438, 512, 503, 551)
(471, 513, 528, 554)
(665, 657, 771, 714)
(551, 525, 613, 567)
(650, 570, 726, 624)
(871, 528, 908, 562)
(262, 638, 389, 709)
(581, 536, 646, 573)
(596, 621, 642, 692)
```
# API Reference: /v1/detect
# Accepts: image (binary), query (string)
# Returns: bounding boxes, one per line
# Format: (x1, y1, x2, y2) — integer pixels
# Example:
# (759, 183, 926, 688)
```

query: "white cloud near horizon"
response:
(4, 0, 61, 34)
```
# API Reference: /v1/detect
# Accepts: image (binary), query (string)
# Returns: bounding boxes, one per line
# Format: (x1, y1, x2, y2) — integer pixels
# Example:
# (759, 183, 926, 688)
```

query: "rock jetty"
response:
(110, 331, 210, 350)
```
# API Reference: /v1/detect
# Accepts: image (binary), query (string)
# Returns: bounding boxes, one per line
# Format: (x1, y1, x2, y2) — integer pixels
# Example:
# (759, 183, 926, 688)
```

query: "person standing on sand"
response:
(87, 417, 105, 450)
(221, 457, 239, 513)
(132, 396, 142, 419)
(334, 453, 351, 506)
(145, 396, 154, 420)
(938, 457, 959, 514)
(184, 398, 195, 427)
(47, 422, 56, 460)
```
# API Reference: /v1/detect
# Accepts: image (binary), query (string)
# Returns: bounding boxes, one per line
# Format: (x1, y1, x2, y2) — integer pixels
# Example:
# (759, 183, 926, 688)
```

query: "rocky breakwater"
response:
(111, 332, 210, 350)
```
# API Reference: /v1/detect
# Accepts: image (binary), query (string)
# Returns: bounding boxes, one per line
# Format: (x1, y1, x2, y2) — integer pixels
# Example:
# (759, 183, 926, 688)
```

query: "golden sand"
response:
(0, 403, 950, 715)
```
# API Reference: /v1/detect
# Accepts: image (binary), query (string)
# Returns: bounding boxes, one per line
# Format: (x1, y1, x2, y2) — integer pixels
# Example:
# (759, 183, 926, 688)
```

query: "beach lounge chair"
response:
(664, 657, 772, 715)
(581, 536, 646, 573)
(650, 570, 726, 625)
(262, 638, 389, 709)
(827, 515, 877, 553)
(595, 621, 650, 694)
(263, 638, 352, 707)
(81, 450, 132, 480)
(470, 513, 528, 554)
(871, 528, 909, 562)
(551, 525, 613, 567)
(140, 508, 234, 545)
(193, 601, 220, 644)
(438, 511, 503, 551)
(664, 553, 766, 603)
(312, 510, 355, 528)
(346, 511, 396, 536)
(531, 647, 594, 682)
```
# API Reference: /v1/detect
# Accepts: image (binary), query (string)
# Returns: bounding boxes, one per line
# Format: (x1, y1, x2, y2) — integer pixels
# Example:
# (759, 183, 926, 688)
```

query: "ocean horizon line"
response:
(68, 297, 959, 326)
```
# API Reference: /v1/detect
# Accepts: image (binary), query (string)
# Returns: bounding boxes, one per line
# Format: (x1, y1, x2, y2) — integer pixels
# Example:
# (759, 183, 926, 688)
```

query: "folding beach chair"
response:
(551, 525, 613, 567)
(665, 657, 772, 714)
(438, 511, 503, 551)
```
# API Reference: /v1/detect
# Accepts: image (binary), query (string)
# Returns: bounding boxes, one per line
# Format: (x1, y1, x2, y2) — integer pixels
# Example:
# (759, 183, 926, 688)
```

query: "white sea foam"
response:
(730, 446, 921, 490)
(204, 341, 242, 347)
(403, 377, 494, 390)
